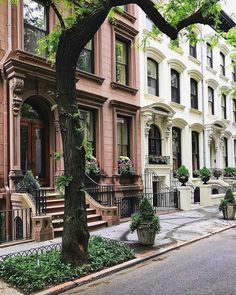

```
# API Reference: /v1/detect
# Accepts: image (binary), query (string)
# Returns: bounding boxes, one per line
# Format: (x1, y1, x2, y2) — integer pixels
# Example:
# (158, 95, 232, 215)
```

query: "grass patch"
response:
(0, 236, 135, 294)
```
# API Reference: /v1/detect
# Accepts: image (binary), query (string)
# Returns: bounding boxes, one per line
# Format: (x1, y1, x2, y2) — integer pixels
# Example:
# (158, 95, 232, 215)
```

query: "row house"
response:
(139, 9, 236, 188)
(0, 0, 143, 238)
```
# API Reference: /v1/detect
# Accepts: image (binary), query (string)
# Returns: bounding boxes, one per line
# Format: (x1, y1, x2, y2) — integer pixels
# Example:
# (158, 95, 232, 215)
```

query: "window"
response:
(172, 127, 181, 170)
(207, 43, 213, 68)
(220, 52, 226, 76)
(221, 95, 227, 119)
(208, 87, 214, 115)
(192, 131, 199, 172)
(148, 125, 162, 159)
(77, 40, 94, 73)
(232, 65, 236, 82)
(116, 39, 129, 85)
(190, 78, 198, 109)
(147, 58, 158, 96)
(223, 138, 228, 168)
(233, 100, 236, 123)
(189, 43, 197, 58)
(80, 109, 96, 155)
(117, 117, 129, 157)
(23, 0, 47, 55)
(171, 70, 180, 103)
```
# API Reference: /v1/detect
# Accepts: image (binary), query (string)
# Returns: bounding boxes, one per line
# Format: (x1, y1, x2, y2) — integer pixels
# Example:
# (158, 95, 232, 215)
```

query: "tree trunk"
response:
(55, 4, 111, 266)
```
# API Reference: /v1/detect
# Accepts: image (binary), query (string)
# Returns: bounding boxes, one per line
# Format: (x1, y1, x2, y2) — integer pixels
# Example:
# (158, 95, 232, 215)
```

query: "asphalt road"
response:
(62, 228, 236, 295)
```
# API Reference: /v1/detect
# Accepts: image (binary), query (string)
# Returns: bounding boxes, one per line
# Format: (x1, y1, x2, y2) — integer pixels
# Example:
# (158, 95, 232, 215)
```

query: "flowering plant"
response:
(86, 155, 100, 176)
(118, 156, 135, 176)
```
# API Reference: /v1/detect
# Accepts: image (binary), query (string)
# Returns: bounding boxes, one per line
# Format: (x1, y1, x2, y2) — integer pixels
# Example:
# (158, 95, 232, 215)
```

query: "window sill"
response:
(115, 8, 137, 23)
(188, 55, 201, 65)
(111, 82, 138, 95)
(168, 44, 184, 55)
(144, 93, 164, 102)
(189, 108, 202, 115)
(231, 81, 236, 86)
(76, 70, 105, 85)
(219, 74, 229, 82)
(170, 101, 185, 110)
(206, 66, 217, 75)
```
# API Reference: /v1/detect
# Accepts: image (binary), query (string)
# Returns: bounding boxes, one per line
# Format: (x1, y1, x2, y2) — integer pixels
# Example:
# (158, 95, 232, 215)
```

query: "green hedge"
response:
(0, 236, 135, 294)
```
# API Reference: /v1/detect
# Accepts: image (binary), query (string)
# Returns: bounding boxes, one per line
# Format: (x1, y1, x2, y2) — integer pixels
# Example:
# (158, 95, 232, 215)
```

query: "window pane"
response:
(117, 117, 129, 157)
(116, 64, 126, 85)
(116, 40, 127, 64)
(147, 59, 157, 78)
(24, 0, 46, 30)
(77, 48, 93, 73)
(24, 25, 46, 55)
(80, 109, 95, 153)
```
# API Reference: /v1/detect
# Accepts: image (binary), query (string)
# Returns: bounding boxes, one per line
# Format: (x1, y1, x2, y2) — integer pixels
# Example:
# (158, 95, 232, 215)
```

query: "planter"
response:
(201, 176, 210, 184)
(119, 174, 136, 185)
(137, 225, 156, 246)
(178, 176, 189, 186)
(222, 205, 236, 220)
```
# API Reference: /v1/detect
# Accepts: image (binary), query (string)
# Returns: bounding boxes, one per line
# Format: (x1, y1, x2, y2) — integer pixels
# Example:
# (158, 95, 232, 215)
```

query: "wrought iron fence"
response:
(0, 208, 32, 244)
(85, 174, 115, 207)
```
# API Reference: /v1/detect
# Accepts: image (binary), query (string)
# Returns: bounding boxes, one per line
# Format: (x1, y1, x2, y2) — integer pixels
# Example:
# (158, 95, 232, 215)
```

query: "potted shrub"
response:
(219, 188, 236, 220)
(130, 198, 160, 246)
(16, 170, 40, 194)
(213, 168, 222, 180)
(199, 166, 211, 184)
(176, 165, 189, 186)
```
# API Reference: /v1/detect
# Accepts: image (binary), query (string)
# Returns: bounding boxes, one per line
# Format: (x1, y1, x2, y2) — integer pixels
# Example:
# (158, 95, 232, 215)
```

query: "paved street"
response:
(62, 228, 236, 295)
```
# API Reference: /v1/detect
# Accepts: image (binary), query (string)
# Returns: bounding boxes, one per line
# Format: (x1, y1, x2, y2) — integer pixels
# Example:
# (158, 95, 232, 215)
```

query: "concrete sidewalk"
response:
(0, 206, 235, 294)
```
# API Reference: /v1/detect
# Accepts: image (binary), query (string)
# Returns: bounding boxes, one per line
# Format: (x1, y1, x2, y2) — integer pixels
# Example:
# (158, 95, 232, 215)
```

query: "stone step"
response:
(52, 214, 102, 226)
(53, 220, 107, 235)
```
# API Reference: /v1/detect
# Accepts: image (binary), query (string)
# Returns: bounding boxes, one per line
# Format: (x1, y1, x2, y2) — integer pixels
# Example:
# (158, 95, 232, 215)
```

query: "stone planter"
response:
(178, 176, 189, 186)
(119, 174, 136, 185)
(223, 205, 236, 220)
(137, 226, 156, 246)
(201, 176, 210, 184)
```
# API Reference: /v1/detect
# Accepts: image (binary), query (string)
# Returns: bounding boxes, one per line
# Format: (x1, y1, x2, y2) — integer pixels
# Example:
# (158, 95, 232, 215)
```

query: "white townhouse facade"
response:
(138, 7, 236, 186)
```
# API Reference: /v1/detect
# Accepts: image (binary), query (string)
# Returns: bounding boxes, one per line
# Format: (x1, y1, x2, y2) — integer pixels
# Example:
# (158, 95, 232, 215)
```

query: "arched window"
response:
(148, 125, 162, 162)
(172, 127, 181, 170)
(192, 131, 199, 172)
(147, 58, 158, 96)
(171, 69, 180, 103)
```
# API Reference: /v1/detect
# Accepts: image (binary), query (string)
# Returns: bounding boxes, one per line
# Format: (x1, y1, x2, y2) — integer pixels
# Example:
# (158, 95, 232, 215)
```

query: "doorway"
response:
(20, 101, 50, 186)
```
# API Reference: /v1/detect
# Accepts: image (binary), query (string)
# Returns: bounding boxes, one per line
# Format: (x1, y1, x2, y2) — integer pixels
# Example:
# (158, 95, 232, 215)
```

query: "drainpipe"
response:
(200, 28, 206, 166)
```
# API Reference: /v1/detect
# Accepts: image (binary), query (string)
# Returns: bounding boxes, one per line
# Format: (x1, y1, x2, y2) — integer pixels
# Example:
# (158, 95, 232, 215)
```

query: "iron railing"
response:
(0, 208, 32, 244)
(32, 189, 47, 216)
(85, 175, 115, 207)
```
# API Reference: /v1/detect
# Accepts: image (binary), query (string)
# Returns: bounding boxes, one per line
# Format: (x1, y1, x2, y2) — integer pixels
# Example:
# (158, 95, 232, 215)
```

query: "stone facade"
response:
(0, 2, 142, 215)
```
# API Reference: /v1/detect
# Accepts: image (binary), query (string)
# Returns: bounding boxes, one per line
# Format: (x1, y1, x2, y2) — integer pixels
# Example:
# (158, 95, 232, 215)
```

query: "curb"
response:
(34, 223, 235, 295)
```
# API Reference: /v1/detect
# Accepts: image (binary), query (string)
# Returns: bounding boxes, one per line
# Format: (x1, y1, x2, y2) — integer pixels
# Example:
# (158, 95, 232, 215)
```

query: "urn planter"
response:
(222, 205, 236, 220)
(137, 225, 156, 246)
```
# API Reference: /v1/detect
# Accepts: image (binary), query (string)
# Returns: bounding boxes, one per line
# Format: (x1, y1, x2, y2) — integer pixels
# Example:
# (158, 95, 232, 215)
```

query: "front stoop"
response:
(45, 192, 107, 237)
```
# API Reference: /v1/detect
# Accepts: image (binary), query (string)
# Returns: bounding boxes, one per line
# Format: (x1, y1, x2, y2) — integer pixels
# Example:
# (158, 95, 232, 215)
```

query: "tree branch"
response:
(49, 0, 66, 29)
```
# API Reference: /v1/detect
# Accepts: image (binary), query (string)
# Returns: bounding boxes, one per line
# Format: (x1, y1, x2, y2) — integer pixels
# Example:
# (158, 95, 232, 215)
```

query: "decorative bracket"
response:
(10, 77, 24, 116)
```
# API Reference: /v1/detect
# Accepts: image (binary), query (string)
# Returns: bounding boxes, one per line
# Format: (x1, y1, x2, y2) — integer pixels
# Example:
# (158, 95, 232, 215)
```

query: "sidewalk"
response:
(0, 206, 235, 294)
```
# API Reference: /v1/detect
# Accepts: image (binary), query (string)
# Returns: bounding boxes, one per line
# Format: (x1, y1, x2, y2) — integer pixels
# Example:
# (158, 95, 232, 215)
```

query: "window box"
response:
(148, 155, 170, 165)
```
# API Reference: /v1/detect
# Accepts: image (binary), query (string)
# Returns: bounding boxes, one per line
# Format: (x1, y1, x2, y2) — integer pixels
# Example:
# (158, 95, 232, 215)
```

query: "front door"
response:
(20, 103, 50, 186)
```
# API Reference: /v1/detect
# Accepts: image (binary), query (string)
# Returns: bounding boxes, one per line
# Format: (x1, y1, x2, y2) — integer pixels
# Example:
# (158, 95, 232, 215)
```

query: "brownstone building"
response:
(0, 1, 142, 239)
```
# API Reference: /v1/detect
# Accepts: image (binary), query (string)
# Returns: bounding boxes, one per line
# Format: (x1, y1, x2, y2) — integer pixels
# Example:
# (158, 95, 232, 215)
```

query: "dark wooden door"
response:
(20, 119, 50, 186)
